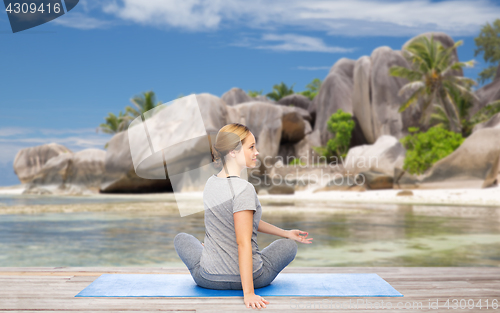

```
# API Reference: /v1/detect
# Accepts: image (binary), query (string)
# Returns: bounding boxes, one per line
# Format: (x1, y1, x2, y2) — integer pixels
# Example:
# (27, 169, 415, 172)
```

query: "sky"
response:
(1, 0, 500, 186)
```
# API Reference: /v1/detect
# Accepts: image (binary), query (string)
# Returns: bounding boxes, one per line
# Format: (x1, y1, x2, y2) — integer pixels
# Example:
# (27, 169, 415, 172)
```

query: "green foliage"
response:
(474, 19, 500, 84)
(429, 80, 475, 137)
(324, 109, 355, 160)
(125, 90, 163, 118)
(400, 126, 464, 175)
(247, 89, 263, 97)
(289, 157, 305, 166)
(99, 90, 163, 149)
(97, 111, 132, 149)
(298, 78, 322, 100)
(98, 111, 130, 135)
(469, 100, 500, 125)
(266, 82, 295, 101)
(390, 35, 476, 134)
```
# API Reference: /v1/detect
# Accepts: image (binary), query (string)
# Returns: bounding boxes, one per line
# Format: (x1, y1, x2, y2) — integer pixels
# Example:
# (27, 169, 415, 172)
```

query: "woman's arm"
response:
(257, 220, 289, 238)
(234, 210, 256, 295)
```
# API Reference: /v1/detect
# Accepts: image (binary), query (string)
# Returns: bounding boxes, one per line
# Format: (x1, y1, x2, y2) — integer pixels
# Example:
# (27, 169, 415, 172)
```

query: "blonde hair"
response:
(211, 123, 250, 169)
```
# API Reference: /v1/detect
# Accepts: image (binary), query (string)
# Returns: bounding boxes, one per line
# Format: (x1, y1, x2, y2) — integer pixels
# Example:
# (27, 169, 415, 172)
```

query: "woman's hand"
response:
(286, 229, 313, 244)
(244, 293, 269, 309)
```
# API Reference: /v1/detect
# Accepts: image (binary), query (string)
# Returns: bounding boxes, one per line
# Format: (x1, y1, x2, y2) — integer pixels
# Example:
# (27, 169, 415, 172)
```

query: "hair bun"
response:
(211, 146, 223, 169)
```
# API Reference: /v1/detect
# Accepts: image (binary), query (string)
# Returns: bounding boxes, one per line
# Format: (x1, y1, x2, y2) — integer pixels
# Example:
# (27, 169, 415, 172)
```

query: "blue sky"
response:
(1, 0, 500, 186)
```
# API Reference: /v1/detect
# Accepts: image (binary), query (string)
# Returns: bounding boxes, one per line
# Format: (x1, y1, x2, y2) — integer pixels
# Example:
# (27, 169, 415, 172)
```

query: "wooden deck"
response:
(1, 267, 499, 312)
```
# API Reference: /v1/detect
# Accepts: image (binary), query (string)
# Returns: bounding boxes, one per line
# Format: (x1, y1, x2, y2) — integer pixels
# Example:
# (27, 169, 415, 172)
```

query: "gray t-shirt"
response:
(199, 174, 263, 282)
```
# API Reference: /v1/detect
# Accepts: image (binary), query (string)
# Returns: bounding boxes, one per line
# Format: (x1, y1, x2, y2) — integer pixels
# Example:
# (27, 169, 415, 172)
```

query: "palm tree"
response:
(125, 90, 163, 118)
(389, 35, 476, 133)
(97, 111, 130, 134)
(97, 111, 132, 149)
(266, 82, 295, 101)
(429, 77, 475, 136)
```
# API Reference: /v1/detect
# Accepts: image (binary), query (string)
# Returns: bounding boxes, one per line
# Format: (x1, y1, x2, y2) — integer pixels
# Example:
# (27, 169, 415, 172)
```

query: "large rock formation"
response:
(99, 130, 171, 193)
(221, 87, 253, 106)
(253, 95, 275, 103)
(313, 58, 356, 146)
(277, 94, 312, 111)
(280, 109, 307, 144)
(292, 129, 322, 165)
(343, 135, 406, 176)
(309, 135, 405, 191)
(23, 148, 106, 195)
(100, 95, 291, 193)
(369, 46, 422, 141)
(395, 128, 500, 189)
(280, 105, 312, 123)
(352, 56, 374, 143)
(13, 143, 71, 184)
(350, 33, 462, 145)
(101, 93, 229, 193)
(472, 112, 500, 133)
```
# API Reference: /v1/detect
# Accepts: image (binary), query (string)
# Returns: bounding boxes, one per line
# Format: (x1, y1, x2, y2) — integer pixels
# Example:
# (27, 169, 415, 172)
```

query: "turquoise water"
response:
(0, 199, 499, 267)
(0, 194, 158, 206)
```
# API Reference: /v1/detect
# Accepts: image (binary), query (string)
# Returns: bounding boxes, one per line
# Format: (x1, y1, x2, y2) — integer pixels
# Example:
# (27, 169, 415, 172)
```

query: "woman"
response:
(174, 123, 313, 310)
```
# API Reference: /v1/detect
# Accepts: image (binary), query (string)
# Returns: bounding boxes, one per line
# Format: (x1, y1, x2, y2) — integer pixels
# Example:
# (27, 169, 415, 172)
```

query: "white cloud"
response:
(256, 34, 354, 53)
(102, 0, 222, 31)
(87, 0, 500, 36)
(233, 33, 354, 53)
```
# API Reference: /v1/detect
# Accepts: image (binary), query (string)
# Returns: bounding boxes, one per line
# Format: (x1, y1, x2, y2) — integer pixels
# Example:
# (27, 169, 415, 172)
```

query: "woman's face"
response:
(231, 132, 259, 169)
(242, 132, 259, 168)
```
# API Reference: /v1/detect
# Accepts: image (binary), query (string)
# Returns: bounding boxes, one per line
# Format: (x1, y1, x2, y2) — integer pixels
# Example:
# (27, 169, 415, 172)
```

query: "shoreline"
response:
(1, 183, 500, 214)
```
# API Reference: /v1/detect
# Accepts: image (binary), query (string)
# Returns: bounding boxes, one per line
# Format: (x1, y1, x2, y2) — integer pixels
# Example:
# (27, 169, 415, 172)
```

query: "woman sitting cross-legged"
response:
(174, 122, 313, 310)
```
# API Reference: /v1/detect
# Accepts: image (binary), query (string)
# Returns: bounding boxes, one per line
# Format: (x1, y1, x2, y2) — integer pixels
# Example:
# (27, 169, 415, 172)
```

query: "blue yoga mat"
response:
(75, 273, 403, 297)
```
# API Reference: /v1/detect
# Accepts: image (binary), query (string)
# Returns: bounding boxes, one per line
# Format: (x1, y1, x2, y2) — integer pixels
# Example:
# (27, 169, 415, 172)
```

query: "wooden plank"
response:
(0, 267, 498, 313)
(2, 299, 497, 312)
(1, 298, 497, 312)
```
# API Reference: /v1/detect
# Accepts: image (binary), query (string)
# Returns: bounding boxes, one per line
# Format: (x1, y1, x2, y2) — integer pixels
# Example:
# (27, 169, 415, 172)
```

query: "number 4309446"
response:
(5, 3, 61, 14)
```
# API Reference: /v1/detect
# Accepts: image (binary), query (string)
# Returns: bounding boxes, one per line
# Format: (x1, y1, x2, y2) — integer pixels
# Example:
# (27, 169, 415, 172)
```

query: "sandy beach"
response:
(1, 183, 499, 215)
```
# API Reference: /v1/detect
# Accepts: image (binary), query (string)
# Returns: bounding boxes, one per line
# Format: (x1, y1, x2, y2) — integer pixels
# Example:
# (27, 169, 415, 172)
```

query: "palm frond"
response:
(398, 81, 425, 96)
(398, 88, 425, 113)
(389, 66, 422, 81)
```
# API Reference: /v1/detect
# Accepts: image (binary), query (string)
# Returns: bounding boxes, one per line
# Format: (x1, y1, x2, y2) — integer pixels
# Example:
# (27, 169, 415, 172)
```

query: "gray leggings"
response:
(173, 232, 297, 290)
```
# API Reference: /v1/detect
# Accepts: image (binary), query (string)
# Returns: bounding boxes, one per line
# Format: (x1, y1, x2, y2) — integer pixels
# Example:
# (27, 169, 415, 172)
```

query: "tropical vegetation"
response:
(247, 90, 263, 97)
(474, 18, 500, 84)
(389, 35, 476, 134)
(97, 90, 163, 149)
(266, 82, 295, 101)
(312, 109, 354, 162)
(124, 91, 163, 118)
(298, 78, 322, 100)
(400, 126, 464, 175)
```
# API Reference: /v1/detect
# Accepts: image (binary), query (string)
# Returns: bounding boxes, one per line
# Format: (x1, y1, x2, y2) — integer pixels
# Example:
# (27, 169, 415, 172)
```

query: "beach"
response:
(1, 183, 499, 215)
